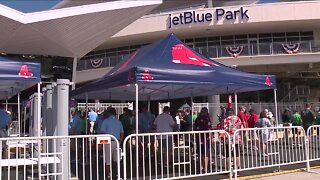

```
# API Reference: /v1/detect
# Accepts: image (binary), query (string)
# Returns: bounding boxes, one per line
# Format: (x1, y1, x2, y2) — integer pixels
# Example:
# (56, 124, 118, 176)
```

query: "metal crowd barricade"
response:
(307, 125, 320, 171)
(0, 134, 120, 180)
(233, 126, 307, 179)
(122, 130, 232, 180)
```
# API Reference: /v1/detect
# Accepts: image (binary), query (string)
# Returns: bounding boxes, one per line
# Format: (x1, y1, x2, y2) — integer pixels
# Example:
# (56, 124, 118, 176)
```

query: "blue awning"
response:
(0, 56, 41, 99)
(71, 33, 276, 100)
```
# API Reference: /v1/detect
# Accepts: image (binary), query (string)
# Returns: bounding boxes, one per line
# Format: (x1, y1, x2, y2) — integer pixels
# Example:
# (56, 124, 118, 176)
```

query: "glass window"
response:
(248, 34, 257, 38)
(208, 41, 220, 46)
(221, 40, 234, 45)
(259, 33, 271, 38)
(195, 37, 207, 42)
(273, 37, 285, 42)
(272, 32, 285, 38)
(300, 31, 313, 36)
(235, 39, 247, 44)
(259, 38, 272, 43)
(221, 35, 234, 41)
(300, 36, 313, 41)
(208, 36, 220, 41)
(286, 32, 299, 37)
(195, 42, 207, 47)
(235, 34, 247, 39)
(185, 38, 194, 43)
(286, 36, 300, 43)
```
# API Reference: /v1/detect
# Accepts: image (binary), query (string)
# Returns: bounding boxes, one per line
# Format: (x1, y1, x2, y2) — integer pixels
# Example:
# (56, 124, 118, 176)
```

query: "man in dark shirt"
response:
(301, 103, 316, 132)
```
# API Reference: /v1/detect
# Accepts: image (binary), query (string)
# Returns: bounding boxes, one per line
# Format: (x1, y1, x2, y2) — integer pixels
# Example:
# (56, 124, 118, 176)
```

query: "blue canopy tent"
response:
(0, 56, 41, 136)
(0, 56, 41, 99)
(71, 33, 278, 130)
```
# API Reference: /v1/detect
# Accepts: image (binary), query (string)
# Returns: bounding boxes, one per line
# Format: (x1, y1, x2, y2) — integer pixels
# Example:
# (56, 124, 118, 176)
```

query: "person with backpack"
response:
(301, 103, 316, 133)
(290, 110, 302, 145)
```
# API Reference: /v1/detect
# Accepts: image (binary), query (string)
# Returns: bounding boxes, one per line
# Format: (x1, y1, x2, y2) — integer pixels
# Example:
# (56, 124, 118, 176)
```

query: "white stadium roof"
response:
(0, 0, 162, 58)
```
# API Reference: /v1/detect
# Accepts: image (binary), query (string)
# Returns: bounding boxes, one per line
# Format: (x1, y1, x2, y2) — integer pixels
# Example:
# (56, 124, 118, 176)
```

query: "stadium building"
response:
(63, 0, 320, 103)
(1, 0, 320, 103)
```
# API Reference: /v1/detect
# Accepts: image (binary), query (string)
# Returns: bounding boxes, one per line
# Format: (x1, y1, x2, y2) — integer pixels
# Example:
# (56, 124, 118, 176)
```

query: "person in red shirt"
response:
(238, 106, 249, 128)
(248, 109, 259, 128)
(194, 107, 212, 173)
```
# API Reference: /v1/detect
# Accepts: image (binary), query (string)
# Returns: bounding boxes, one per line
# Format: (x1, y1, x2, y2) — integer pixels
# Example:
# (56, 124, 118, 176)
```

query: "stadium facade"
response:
(70, 0, 320, 103)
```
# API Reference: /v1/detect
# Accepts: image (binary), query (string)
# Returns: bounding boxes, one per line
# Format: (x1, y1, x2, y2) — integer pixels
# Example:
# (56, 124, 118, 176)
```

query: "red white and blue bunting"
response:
(282, 43, 300, 54)
(225, 46, 243, 57)
(90, 59, 103, 68)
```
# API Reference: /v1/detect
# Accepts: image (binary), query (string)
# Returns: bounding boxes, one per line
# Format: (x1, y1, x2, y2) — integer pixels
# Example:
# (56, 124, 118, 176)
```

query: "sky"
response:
(0, 0, 282, 13)
(0, 0, 61, 13)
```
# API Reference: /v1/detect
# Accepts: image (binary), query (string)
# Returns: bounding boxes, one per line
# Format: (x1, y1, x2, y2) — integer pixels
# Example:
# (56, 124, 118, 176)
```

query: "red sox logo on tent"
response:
(172, 44, 219, 67)
(265, 76, 272, 86)
(18, 65, 33, 78)
(142, 69, 154, 81)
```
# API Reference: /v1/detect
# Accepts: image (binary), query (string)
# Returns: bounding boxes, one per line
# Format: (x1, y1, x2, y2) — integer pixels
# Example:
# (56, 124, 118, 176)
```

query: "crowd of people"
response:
(67, 103, 320, 177)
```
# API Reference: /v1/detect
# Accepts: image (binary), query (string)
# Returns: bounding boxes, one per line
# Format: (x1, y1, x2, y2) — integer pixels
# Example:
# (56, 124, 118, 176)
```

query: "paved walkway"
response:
(254, 168, 320, 180)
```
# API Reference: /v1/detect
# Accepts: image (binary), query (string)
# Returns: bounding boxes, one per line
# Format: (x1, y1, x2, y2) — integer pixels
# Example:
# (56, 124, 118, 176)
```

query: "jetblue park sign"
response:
(168, 7, 249, 29)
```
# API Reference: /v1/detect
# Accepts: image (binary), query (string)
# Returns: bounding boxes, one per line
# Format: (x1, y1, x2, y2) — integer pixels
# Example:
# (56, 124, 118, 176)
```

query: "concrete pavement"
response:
(253, 168, 320, 180)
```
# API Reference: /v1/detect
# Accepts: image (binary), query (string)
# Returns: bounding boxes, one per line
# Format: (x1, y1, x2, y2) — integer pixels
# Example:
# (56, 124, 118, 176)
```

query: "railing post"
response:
(306, 127, 310, 172)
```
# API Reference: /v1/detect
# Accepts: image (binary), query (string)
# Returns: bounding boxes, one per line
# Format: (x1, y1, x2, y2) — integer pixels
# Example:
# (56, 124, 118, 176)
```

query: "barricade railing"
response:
(233, 126, 307, 179)
(307, 125, 320, 171)
(0, 134, 120, 180)
(122, 130, 232, 180)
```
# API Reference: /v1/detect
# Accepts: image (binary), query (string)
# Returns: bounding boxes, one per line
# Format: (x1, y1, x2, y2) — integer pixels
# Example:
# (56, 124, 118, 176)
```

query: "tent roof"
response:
(71, 34, 276, 101)
(0, 56, 41, 99)
(0, 0, 161, 58)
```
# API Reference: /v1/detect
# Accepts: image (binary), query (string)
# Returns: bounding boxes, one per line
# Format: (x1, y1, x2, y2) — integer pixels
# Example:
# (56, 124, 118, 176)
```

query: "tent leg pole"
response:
(5, 99, 8, 111)
(135, 83, 139, 179)
(274, 89, 278, 127)
(147, 96, 150, 112)
(85, 93, 88, 135)
(23, 107, 26, 136)
(18, 92, 21, 137)
(191, 96, 194, 131)
(234, 93, 238, 115)
(71, 57, 77, 90)
(37, 83, 41, 136)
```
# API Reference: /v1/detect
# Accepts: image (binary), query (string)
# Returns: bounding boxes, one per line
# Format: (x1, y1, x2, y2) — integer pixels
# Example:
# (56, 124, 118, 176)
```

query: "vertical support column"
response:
(72, 57, 78, 90)
(37, 83, 41, 136)
(56, 79, 70, 180)
(208, 95, 220, 127)
(274, 89, 278, 127)
(45, 85, 55, 173)
(42, 87, 47, 136)
(191, 96, 194, 131)
(234, 93, 238, 115)
(32, 93, 41, 137)
(5, 99, 8, 111)
(135, 83, 139, 179)
(17, 93, 21, 137)
(52, 84, 58, 136)
(29, 95, 34, 136)
(207, 0, 213, 8)
(85, 93, 88, 135)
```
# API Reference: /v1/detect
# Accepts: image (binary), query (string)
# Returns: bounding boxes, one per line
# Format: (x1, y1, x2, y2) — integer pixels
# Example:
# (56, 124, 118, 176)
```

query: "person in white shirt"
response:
(154, 106, 176, 166)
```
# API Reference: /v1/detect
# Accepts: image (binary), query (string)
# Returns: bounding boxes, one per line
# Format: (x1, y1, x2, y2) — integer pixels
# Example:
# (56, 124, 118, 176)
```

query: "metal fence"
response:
(77, 102, 133, 118)
(232, 126, 307, 179)
(122, 130, 232, 180)
(0, 134, 120, 180)
(1, 126, 320, 180)
(307, 125, 320, 171)
(192, 102, 320, 125)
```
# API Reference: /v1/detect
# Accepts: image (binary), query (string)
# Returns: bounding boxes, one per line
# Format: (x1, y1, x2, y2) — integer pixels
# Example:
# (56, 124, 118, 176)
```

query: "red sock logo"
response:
(18, 65, 33, 78)
(172, 44, 219, 67)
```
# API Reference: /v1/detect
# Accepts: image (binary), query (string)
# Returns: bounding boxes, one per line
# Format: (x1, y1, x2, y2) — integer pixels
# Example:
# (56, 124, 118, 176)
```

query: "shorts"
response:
(104, 141, 119, 165)
(225, 144, 240, 158)
(196, 143, 210, 156)
(303, 124, 311, 133)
